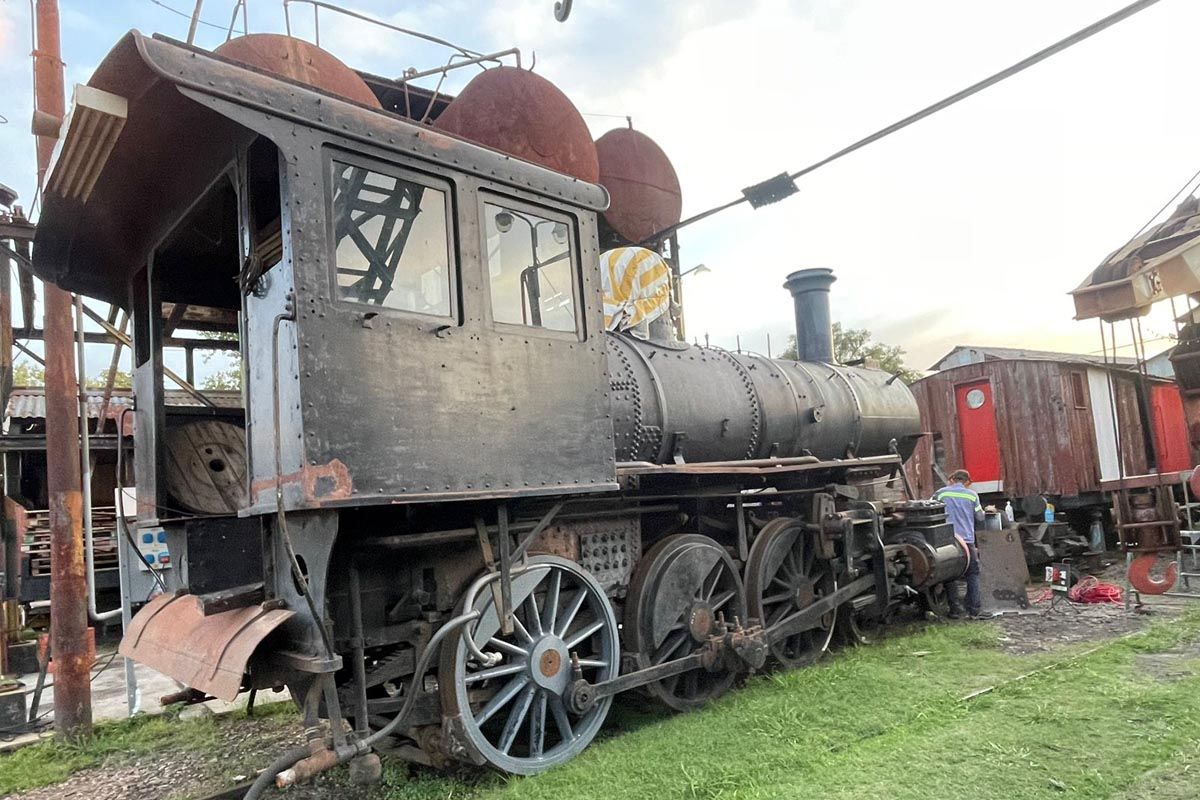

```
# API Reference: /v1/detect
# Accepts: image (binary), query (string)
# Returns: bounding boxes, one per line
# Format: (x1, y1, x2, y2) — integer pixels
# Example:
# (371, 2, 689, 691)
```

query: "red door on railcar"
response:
(955, 380, 1001, 483)
(1149, 383, 1191, 473)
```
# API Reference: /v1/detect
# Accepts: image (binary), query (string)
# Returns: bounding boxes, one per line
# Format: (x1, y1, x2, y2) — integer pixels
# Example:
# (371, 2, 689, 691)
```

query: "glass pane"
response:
(332, 161, 451, 316)
(483, 202, 576, 332)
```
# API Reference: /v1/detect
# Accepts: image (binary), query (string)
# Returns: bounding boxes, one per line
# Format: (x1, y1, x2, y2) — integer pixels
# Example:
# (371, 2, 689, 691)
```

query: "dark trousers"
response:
(947, 542, 981, 616)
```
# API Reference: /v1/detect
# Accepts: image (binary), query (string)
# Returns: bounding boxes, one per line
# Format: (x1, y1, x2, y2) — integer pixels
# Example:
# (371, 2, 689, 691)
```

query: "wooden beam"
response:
(18, 327, 238, 351)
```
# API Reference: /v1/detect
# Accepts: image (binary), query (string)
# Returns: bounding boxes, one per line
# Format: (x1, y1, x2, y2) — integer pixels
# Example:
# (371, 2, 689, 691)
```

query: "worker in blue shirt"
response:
(933, 469, 986, 618)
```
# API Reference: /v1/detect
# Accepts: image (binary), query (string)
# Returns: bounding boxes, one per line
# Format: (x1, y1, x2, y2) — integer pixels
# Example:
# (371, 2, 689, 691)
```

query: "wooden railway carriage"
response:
(32, 31, 965, 779)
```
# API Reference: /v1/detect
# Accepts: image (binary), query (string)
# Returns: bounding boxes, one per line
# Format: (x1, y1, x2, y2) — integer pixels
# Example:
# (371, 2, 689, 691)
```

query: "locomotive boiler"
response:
(31, 30, 963, 788)
(607, 269, 919, 465)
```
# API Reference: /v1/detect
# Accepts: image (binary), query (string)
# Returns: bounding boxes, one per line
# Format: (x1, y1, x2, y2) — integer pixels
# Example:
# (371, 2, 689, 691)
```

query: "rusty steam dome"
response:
(213, 33, 382, 109)
(595, 127, 682, 244)
(433, 66, 598, 183)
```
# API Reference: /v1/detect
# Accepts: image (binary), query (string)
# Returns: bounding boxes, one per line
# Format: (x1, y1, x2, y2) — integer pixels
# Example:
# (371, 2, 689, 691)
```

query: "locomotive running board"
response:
(119, 593, 295, 701)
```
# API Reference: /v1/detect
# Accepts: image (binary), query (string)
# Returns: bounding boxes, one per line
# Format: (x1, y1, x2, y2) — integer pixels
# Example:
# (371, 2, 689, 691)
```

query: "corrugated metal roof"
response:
(930, 345, 1140, 372)
(6, 386, 242, 421)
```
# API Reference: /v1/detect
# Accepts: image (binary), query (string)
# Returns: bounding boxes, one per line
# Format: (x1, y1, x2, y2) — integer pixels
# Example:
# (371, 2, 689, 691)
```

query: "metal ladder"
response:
(1168, 473, 1200, 599)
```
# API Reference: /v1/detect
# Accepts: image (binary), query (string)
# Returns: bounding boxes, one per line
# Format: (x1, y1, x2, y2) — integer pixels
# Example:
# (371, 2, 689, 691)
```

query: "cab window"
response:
(331, 159, 453, 317)
(483, 199, 577, 332)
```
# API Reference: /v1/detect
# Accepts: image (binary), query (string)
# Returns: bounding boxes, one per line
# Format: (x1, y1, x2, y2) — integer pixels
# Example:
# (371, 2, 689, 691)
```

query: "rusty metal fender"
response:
(119, 593, 294, 701)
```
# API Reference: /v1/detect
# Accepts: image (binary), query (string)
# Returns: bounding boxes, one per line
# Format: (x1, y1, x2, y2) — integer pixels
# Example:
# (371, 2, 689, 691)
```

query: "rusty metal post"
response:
(34, 0, 92, 740)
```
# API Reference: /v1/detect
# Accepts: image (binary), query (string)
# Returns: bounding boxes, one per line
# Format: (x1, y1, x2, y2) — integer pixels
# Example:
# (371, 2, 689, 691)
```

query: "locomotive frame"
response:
(33, 31, 961, 781)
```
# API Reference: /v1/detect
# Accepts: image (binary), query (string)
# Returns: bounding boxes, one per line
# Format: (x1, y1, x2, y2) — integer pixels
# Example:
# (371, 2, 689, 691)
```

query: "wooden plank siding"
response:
(1113, 374, 1151, 476)
(905, 360, 1155, 500)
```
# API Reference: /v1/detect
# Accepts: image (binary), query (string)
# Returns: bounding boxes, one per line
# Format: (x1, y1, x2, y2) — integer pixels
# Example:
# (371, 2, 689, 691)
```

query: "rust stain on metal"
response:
(525, 525, 579, 560)
(251, 458, 354, 504)
(595, 127, 682, 243)
(213, 34, 382, 109)
(433, 66, 599, 183)
(416, 128, 456, 151)
(120, 593, 294, 701)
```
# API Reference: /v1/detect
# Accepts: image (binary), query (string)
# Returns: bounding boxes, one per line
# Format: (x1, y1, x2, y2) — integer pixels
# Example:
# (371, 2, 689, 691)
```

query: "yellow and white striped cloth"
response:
(600, 247, 672, 331)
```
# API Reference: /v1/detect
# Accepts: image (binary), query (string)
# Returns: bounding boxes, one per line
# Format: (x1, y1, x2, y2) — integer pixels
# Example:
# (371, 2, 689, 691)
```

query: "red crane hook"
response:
(1127, 553, 1178, 595)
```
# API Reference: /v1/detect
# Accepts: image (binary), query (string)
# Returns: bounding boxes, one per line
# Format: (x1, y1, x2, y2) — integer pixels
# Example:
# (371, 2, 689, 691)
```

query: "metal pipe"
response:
(347, 562, 368, 735)
(185, 0, 204, 44)
(94, 309, 128, 434)
(271, 309, 335, 658)
(397, 48, 522, 83)
(284, 0, 484, 59)
(618, 455, 821, 470)
(75, 295, 120, 622)
(36, 0, 93, 741)
(248, 610, 480, 798)
(783, 268, 836, 363)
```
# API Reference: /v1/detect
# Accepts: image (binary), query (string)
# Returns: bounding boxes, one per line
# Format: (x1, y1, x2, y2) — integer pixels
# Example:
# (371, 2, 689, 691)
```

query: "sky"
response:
(1, 0, 1198, 377)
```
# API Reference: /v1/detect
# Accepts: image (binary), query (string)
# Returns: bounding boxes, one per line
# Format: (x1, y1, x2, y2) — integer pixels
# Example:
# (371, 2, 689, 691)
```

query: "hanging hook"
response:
(1127, 552, 1177, 595)
(554, 0, 573, 22)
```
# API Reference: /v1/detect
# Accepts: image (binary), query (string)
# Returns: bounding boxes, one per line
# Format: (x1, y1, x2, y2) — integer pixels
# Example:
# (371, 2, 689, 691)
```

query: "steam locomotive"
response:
(31, 30, 966, 783)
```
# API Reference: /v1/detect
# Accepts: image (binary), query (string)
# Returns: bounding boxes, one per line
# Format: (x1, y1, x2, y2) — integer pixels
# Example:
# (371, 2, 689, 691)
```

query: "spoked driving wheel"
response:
(745, 517, 837, 668)
(625, 534, 746, 711)
(441, 556, 619, 774)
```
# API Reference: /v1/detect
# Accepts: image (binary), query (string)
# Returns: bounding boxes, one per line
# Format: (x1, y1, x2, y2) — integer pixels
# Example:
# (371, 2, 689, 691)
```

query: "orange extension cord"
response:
(1032, 575, 1123, 605)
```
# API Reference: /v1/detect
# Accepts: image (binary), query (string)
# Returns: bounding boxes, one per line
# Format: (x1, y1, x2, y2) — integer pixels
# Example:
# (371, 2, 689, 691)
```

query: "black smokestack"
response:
(783, 268, 836, 363)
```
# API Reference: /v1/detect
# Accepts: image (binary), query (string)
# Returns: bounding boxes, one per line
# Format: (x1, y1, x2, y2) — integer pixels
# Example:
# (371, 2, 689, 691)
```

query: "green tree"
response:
(11, 362, 134, 389)
(85, 369, 132, 389)
(781, 323, 920, 383)
(199, 330, 242, 391)
(12, 361, 45, 386)
(201, 367, 242, 390)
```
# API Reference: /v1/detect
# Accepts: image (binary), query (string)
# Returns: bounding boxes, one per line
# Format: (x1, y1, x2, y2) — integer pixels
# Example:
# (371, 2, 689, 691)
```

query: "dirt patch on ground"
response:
(991, 601, 1156, 655)
(988, 551, 1190, 656)
(0, 712, 388, 800)
(1135, 635, 1200, 682)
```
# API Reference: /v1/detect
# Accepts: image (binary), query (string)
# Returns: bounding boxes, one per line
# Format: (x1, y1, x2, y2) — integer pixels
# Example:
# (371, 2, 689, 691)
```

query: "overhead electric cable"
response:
(1109, 163, 1200, 259)
(645, 0, 1169, 244)
(149, 0, 228, 32)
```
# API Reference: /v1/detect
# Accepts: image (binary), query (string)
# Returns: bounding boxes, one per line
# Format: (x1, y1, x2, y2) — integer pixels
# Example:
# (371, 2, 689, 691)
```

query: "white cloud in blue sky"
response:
(1, 0, 1198, 372)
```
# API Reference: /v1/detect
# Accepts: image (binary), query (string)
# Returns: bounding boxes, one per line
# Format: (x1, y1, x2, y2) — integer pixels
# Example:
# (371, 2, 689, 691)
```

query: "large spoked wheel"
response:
(745, 518, 837, 668)
(624, 534, 746, 711)
(440, 556, 620, 774)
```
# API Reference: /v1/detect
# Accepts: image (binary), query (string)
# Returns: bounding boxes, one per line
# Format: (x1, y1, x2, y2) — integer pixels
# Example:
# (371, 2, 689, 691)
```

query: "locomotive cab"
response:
(34, 31, 618, 693)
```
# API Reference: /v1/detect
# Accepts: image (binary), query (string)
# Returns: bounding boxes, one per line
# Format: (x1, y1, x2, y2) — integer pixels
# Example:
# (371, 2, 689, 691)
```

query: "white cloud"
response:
(3, 0, 1197, 374)
(509, 0, 1200, 368)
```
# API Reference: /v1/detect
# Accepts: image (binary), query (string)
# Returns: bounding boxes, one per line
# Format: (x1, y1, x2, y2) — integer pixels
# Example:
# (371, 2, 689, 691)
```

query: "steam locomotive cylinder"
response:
(606, 269, 921, 465)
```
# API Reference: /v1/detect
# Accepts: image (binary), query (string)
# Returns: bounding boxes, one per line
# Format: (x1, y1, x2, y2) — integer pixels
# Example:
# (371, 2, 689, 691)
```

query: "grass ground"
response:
(3, 612, 1200, 799)
(383, 613, 1200, 800)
